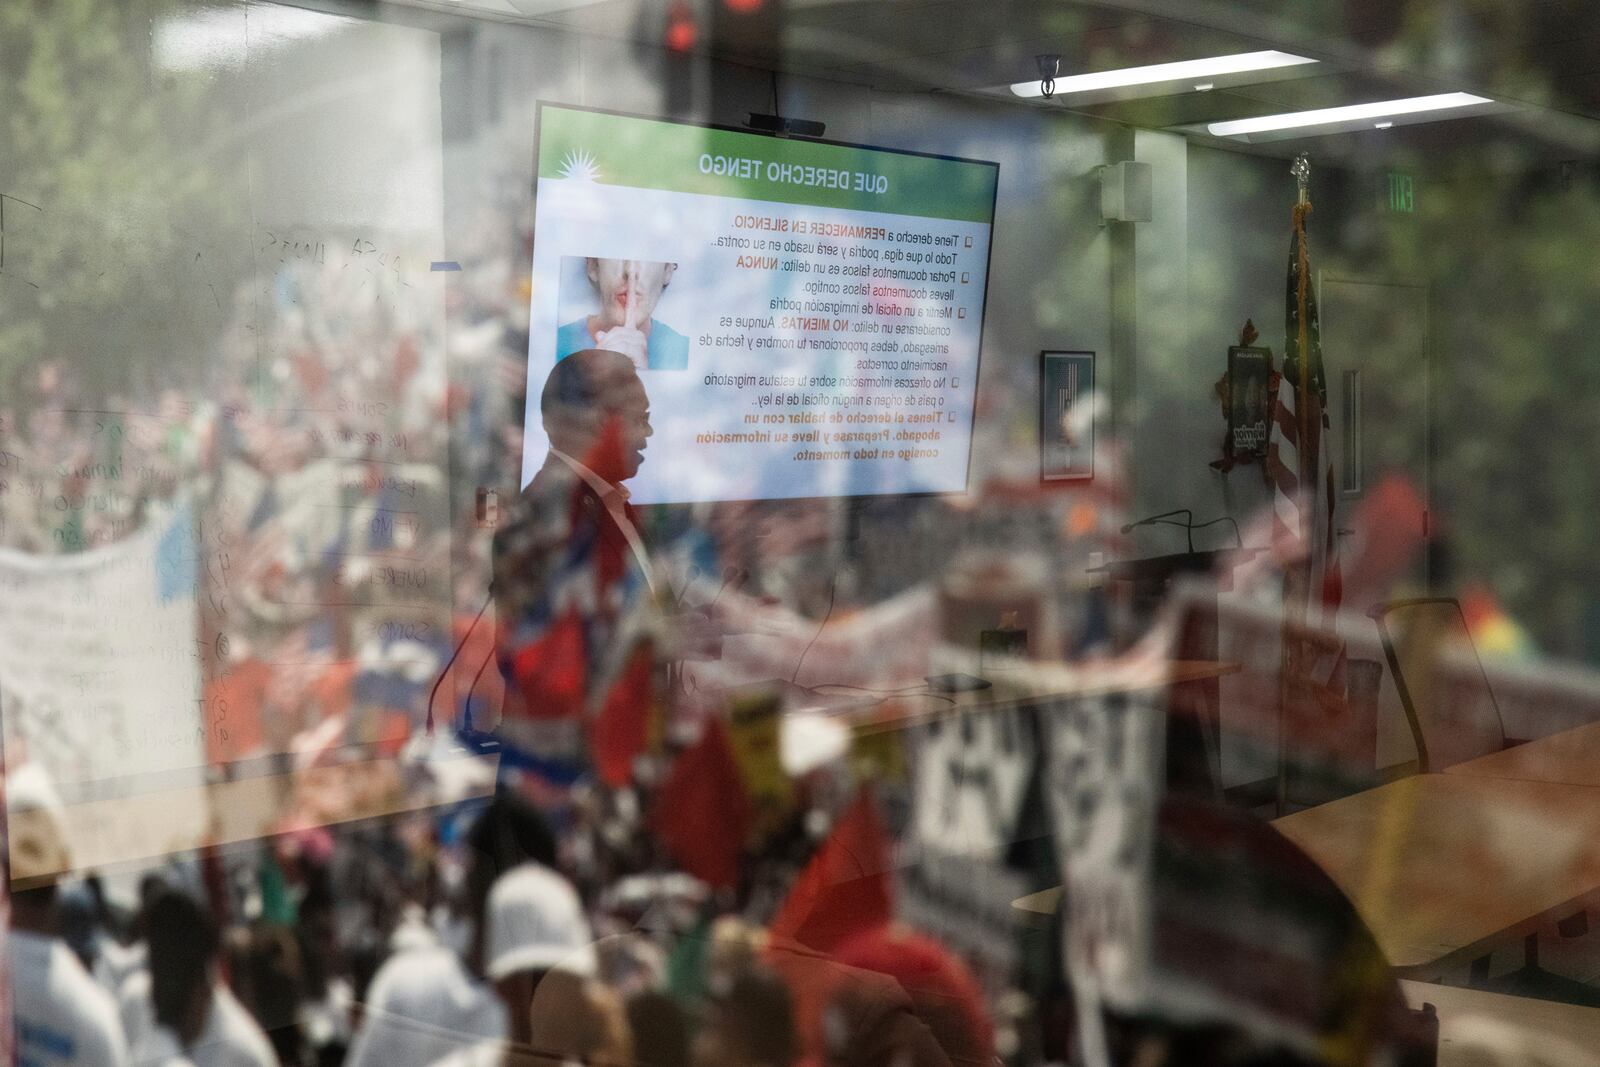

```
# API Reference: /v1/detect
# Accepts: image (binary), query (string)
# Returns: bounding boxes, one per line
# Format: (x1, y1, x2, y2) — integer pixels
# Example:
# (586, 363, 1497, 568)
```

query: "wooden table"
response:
(1273, 773, 1600, 968)
(1402, 979, 1600, 1066)
(1445, 719, 1600, 787)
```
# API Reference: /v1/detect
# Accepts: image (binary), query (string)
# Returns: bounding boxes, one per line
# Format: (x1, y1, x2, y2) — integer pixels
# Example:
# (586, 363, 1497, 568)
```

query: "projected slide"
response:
(524, 105, 999, 504)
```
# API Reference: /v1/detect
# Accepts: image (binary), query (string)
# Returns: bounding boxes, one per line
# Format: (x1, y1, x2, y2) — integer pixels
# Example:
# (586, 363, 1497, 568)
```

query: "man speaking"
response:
(492, 349, 661, 786)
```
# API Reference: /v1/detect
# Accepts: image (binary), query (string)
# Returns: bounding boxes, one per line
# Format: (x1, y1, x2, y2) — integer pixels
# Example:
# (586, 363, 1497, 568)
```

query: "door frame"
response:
(1316, 271, 1434, 586)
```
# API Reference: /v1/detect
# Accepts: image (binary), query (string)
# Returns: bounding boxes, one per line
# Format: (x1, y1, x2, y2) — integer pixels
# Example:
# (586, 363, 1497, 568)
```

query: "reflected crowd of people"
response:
(0, 187, 1587, 1067)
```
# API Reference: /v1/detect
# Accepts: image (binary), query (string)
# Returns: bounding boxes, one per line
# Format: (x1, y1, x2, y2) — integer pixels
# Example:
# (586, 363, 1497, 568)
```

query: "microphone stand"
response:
(1121, 509, 1195, 553)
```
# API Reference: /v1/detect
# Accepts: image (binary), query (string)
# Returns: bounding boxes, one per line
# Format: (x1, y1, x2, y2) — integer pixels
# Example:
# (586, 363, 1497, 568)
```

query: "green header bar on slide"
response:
(537, 106, 998, 225)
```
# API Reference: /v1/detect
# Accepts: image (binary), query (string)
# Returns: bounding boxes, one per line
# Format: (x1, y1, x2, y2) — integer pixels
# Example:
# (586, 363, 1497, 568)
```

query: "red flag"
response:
(834, 926, 995, 1067)
(204, 656, 273, 764)
(590, 644, 655, 787)
(769, 789, 893, 954)
(507, 606, 588, 721)
(651, 717, 751, 888)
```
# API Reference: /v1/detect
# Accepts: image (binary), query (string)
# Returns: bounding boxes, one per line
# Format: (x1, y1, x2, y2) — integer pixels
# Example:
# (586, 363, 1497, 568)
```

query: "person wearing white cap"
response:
(482, 864, 598, 988)
(347, 795, 557, 1067)
(428, 863, 615, 1067)
(6, 764, 130, 1067)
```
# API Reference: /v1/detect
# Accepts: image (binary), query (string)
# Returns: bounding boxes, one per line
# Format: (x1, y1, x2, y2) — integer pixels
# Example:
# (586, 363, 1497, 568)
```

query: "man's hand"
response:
(594, 325, 649, 372)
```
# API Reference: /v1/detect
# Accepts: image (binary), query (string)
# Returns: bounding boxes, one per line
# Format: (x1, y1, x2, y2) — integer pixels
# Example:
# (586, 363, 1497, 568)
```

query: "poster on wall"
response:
(524, 104, 999, 504)
(1040, 350, 1095, 481)
(1226, 346, 1273, 459)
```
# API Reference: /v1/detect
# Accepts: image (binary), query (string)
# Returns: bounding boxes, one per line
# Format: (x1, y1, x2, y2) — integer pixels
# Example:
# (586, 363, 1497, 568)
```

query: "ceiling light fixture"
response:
(1009, 50, 1315, 99)
(1036, 54, 1061, 98)
(1206, 92, 1493, 137)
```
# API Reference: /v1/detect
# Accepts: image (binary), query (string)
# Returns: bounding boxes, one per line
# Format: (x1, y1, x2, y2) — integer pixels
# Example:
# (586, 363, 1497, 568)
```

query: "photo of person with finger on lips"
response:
(556, 257, 690, 372)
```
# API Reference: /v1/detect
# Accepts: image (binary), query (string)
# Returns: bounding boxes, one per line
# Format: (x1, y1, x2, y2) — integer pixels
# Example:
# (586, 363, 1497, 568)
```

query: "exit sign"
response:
(1386, 172, 1416, 214)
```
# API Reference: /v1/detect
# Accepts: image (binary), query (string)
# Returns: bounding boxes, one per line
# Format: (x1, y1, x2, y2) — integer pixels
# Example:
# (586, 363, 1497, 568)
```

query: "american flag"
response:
(1268, 174, 1342, 612)
(1267, 162, 1346, 757)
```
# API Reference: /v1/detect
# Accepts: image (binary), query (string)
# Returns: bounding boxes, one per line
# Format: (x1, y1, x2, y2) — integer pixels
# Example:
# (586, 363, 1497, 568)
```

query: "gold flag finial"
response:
(1292, 154, 1311, 205)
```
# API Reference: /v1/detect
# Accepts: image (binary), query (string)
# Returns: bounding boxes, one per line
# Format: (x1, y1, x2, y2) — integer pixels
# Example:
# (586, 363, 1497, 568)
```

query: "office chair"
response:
(1370, 597, 1525, 773)
(1372, 596, 1597, 1006)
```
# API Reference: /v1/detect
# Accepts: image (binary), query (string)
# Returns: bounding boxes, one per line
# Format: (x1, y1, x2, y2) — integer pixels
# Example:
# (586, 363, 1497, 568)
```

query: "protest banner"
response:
(0, 504, 208, 876)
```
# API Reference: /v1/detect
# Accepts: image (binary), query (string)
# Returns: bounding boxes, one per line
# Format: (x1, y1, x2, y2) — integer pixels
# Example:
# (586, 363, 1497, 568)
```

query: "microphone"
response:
(1121, 509, 1196, 552)
(1191, 515, 1244, 550)
(425, 580, 497, 737)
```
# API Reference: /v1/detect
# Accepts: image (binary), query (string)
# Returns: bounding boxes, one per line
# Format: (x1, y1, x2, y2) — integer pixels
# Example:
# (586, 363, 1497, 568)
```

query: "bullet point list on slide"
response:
(526, 106, 998, 503)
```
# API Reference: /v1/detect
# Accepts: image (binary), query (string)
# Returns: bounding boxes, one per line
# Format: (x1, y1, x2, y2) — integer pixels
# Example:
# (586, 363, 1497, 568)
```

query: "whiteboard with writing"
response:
(0, 4, 450, 860)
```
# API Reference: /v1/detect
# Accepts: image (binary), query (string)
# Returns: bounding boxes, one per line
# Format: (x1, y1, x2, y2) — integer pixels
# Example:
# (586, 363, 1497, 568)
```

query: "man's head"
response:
(464, 794, 558, 929)
(7, 763, 70, 890)
(145, 889, 221, 1047)
(7, 763, 72, 934)
(586, 259, 675, 332)
(540, 349, 652, 481)
(523, 969, 632, 1066)
(696, 965, 799, 1067)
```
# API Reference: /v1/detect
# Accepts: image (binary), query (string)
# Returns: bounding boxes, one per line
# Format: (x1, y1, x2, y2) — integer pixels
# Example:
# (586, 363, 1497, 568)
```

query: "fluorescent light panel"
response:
(1206, 92, 1492, 136)
(1010, 50, 1316, 99)
(155, 6, 346, 70)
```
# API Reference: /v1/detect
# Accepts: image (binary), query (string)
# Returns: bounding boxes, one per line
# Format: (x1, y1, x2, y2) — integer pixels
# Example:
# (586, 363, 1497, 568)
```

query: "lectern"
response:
(1089, 546, 1261, 797)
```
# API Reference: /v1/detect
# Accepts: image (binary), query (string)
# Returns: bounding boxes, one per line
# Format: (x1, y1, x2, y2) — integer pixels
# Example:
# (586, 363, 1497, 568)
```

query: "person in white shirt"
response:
(121, 971, 275, 1067)
(346, 794, 557, 1067)
(342, 946, 503, 1067)
(120, 891, 276, 1067)
(94, 938, 147, 1002)
(10, 912, 130, 1067)
(6, 764, 129, 1067)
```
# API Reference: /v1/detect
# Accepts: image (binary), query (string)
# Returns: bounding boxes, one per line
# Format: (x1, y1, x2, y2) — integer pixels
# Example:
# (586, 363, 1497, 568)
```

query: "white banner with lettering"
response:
(0, 504, 205, 795)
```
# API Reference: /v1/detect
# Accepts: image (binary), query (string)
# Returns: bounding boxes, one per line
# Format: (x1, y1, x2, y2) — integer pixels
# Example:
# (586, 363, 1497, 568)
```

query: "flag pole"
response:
(1278, 154, 1313, 817)
(1293, 153, 1311, 204)
(1292, 154, 1312, 505)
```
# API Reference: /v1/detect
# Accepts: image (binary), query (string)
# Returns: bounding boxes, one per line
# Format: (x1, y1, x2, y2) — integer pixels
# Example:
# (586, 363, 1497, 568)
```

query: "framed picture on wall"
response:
(1226, 346, 1273, 460)
(1040, 350, 1095, 481)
